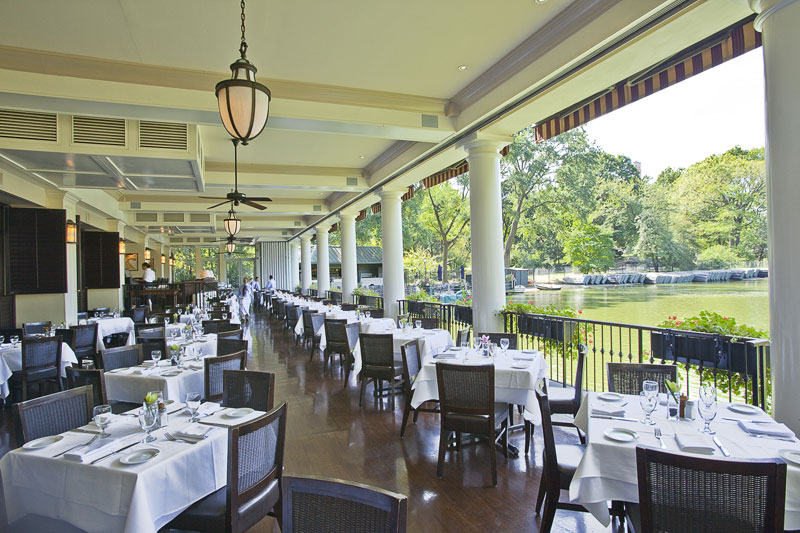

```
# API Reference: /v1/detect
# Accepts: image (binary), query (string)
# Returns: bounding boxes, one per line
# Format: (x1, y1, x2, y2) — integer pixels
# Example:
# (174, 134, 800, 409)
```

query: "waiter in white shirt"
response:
(239, 277, 253, 322)
(142, 262, 156, 311)
(250, 277, 262, 310)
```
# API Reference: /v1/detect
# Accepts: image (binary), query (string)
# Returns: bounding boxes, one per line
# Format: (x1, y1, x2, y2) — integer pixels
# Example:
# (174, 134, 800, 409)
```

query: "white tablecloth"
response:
(352, 328, 455, 378)
(317, 317, 396, 352)
(292, 303, 344, 336)
(0, 342, 79, 398)
(570, 392, 800, 528)
(410, 348, 547, 423)
(1, 408, 228, 533)
(90, 317, 136, 351)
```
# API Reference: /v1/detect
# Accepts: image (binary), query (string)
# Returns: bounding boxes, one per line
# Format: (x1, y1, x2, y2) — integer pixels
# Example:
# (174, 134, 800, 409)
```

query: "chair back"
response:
(635, 446, 786, 533)
(205, 351, 246, 402)
(137, 326, 165, 340)
(276, 301, 286, 319)
(219, 339, 249, 356)
(21, 335, 62, 375)
(478, 332, 517, 350)
(284, 304, 296, 322)
(14, 386, 93, 444)
(368, 308, 384, 319)
(91, 307, 110, 316)
(345, 323, 360, 351)
(340, 303, 357, 311)
(535, 380, 561, 487)
(71, 323, 98, 351)
(139, 336, 167, 361)
(435, 363, 493, 416)
(324, 319, 349, 348)
(310, 314, 326, 338)
(101, 344, 143, 371)
(571, 344, 587, 407)
(219, 328, 244, 341)
(359, 333, 395, 368)
(457, 326, 471, 348)
(22, 321, 51, 336)
(209, 310, 227, 320)
(131, 306, 147, 323)
(203, 319, 231, 334)
(226, 403, 288, 532)
(400, 341, 421, 386)
(607, 363, 677, 395)
(282, 474, 407, 533)
(223, 370, 274, 411)
(76, 312, 88, 322)
(302, 310, 316, 332)
(420, 318, 439, 330)
(65, 367, 107, 408)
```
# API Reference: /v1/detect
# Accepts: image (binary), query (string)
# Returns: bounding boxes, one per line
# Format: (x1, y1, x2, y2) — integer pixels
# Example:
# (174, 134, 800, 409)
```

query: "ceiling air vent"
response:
(347, 177, 358, 186)
(190, 213, 211, 223)
(203, 237, 217, 243)
(130, 202, 141, 209)
(313, 205, 322, 212)
(186, 237, 201, 243)
(72, 116, 126, 146)
(139, 121, 188, 150)
(134, 212, 158, 223)
(421, 114, 439, 128)
(163, 213, 185, 223)
(0, 109, 57, 142)
(294, 221, 301, 226)
(169, 237, 184, 243)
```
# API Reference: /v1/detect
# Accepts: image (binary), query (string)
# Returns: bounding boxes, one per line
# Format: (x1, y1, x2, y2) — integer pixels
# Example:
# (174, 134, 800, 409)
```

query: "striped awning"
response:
(534, 16, 761, 142)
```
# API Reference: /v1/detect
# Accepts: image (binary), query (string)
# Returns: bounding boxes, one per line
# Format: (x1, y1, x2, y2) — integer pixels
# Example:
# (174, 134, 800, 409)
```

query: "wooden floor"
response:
(0, 313, 624, 533)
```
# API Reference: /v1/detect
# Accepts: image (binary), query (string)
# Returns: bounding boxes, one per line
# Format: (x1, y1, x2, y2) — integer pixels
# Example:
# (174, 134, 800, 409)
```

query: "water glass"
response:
(698, 385, 717, 434)
(639, 392, 657, 425)
(138, 406, 158, 443)
(186, 392, 202, 422)
(415, 320, 422, 329)
(151, 350, 162, 365)
(642, 380, 659, 398)
(500, 338, 510, 353)
(93, 404, 113, 439)
(223, 313, 228, 320)
(365, 311, 371, 319)
(10, 335, 19, 347)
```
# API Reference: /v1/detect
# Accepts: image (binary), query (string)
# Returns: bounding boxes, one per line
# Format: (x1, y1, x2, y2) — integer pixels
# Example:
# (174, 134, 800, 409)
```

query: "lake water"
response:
(509, 279, 770, 333)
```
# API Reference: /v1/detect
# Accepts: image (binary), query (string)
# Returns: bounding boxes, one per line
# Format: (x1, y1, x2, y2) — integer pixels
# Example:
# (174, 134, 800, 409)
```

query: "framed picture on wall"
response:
(124, 253, 138, 271)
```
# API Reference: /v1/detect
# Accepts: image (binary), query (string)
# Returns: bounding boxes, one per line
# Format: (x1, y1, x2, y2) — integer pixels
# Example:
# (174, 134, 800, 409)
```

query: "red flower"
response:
(722, 317, 728, 320)
(676, 321, 682, 326)
(578, 310, 583, 314)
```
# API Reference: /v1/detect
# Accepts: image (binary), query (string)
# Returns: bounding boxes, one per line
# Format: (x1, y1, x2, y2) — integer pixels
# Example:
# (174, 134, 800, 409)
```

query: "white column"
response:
(752, 0, 800, 432)
(316, 224, 331, 294)
(380, 189, 405, 319)
(340, 211, 358, 303)
(463, 136, 507, 334)
(290, 241, 300, 291)
(300, 234, 312, 294)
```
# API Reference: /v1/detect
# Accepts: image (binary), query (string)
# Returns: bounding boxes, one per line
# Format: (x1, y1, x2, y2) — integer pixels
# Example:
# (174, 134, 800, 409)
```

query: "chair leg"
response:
(400, 399, 411, 437)
(540, 489, 558, 533)
(502, 420, 509, 459)
(489, 426, 498, 486)
(535, 471, 547, 513)
(525, 421, 532, 455)
(437, 424, 447, 478)
(343, 356, 351, 387)
(359, 378, 367, 407)
(389, 380, 395, 410)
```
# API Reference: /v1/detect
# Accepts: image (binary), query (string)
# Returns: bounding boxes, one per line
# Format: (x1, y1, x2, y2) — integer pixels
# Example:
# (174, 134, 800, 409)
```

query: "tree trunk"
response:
(504, 211, 521, 268)
(441, 241, 449, 283)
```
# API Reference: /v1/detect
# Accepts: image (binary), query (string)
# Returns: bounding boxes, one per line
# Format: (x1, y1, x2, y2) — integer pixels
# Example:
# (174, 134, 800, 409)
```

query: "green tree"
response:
(418, 179, 470, 282)
(563, 222, 615, 273)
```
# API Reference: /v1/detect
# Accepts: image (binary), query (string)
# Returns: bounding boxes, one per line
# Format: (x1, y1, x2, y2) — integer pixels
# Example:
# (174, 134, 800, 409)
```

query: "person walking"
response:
(239, 277, 253, 322)
(142, 262, 156, 311)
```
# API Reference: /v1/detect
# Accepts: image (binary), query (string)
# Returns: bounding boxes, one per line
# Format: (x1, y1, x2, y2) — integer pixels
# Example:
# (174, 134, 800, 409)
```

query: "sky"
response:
(583, 49, 766, 179)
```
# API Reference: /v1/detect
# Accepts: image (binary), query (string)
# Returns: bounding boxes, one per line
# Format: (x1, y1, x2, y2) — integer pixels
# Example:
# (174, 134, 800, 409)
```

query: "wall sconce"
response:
(118, 239, 126, 254)
(144, 247, 152, 261)
(66, 219, 77, 244)
(169, 255, 175, 267)
(161, 253, 166, 265)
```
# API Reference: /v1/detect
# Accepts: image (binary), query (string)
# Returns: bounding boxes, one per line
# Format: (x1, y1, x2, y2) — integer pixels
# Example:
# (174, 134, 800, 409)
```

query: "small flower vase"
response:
(481, 342, 490, 358)
(666, 393, 679, 421)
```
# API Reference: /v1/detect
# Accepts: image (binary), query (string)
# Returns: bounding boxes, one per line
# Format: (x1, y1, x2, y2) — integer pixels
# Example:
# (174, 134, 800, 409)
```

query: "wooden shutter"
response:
(6, 207, 67, 294)
(83, 231, 120, 289)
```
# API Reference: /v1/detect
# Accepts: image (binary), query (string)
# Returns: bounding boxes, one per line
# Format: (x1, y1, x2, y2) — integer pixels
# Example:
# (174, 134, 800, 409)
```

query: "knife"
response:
(89, 441, 139, 465)
(590, 415, 641, 423)
(713, 436, 731, 457)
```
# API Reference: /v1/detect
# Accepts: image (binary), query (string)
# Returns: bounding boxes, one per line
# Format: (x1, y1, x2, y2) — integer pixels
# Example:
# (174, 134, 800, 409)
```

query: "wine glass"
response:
(639, 392, 657, 425)
(365, 310, 371, 319)
(698, 385, 718, 434)
(138, 406, 158, 443)
(177, 308, 183, 316)
(500, 338, 510, 354)
(415, 320, 422, 329)
(93, 404, 113, 439)
(185, 392, 201, 422)
(151, 350, 162, 366)
(642, 380, 659, 398)
(10, 335, 19, 347)
(222, 312, 228, 320)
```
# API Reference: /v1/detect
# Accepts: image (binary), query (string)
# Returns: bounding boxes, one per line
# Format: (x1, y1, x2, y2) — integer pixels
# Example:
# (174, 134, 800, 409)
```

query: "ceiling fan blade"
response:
(245, 197, 273, 202)
(199, 196, 227, 200)
(241, 200, 267, 210)
(206, 201, 230, 210)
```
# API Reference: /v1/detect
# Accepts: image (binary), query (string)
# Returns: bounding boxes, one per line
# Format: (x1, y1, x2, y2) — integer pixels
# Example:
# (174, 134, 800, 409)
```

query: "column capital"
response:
(378, 187, 405, 201)
(339, 209, 360, 220)
(315, 221, 333, 232)
(458, 133, 510, 156)
(750, 0, 800, 30)
(299, 233, 313, 242)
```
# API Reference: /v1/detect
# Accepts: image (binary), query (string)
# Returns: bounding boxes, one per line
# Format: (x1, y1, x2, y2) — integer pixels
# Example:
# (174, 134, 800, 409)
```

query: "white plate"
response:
(161, 370, 182, 377)
(728, 403, 761, 415)
(120, 448, 160, 465)
(511, 361, 530, 369)
(603, 428, 638, 443)
(779, 449, 800, 467)
(598, 392, 624, 402)
(23, 435, 64, 450)
(224, 407, 255, 418)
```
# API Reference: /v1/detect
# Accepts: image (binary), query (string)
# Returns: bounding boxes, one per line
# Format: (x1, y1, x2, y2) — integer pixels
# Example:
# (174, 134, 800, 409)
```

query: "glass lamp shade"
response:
(169, 255, 175, 267)
(118, 239, 126, 254)
(65, 219, 77, 244)
(161, 254, 166, 264)
(144, 248, 151, 261)
(200, 269, 215, 279)
(226, 241, 236, 254)
(215, 59, 271, 144)
(224, 211, 241, 236)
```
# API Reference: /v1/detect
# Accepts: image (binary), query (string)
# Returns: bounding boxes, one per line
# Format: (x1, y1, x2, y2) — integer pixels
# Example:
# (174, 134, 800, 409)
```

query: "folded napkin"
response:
(173, 424, 213, 441)
(591, 406, 627, 417)
(738, 420, 795, 438)
(433, 352, 457, 359)
(513, 353, 535, 361)
(64, 437, 127, 463)
(198, 402, 223, 416)
(675, 433, 716, 455)
(131, 366, 161, 376)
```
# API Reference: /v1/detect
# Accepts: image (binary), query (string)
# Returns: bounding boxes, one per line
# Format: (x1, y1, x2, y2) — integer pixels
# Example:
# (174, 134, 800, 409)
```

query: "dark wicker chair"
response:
(435, 363, 508, 486)
(65, 367, 138, 414)
(91, 307, 110, 316)
(534, 380, 590, 532)
(168, 402, 287, 532)
(69, 323, 98, 365)
(270, 297, 280, 320)
(419, 318, 439, 330)
(457, 326, 471, 348)
(525, 344, 587, 454)
(399, 341, 438, 437)
(367, 308, 384, 319)
(222, 370, 275, 411)
(631, 446, 786, 533)
(281, 474, 407, 533)
(0, 328, 23, 341)
(301, 311, 324, 353)
(478, 332, 517, 350)
(139, 335, 168, 362)
(320, 318, 349, 365)
(14, 386, 93, 444)
(359, 333, 403, 409)
(22, 321, 51, 336)
(218, 328, 244, 341)
(131, 306, 148, 324)
(101, 344, 143, 371)
(607, 363, 677, 395)
(204, 351, 246, 402)
(10, 336, 63, 401)
(284, 303, 296, 333)
(136, 326, 164, 340)
(293, 306, 308, 344)
(218, 338, 249, 356)
(275, 301, 287, 322)
(340, 303, 357, 311)
(203, 319, 231, 334)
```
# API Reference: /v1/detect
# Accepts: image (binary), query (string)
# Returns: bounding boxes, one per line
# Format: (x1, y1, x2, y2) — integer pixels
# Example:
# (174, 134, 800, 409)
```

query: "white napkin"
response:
(513, 353, 536, 361)
(173, 424, 213, 441)
(64, 437, 127, 463)
(675, 433, 716, 455)
(433, 352, 457, 359)
(738, 420, 795, 438)
(198, 402, 223, 416)
(86, 414, 125, 431)
(591, 406, 627, 417)
(131, 366, 161, 375)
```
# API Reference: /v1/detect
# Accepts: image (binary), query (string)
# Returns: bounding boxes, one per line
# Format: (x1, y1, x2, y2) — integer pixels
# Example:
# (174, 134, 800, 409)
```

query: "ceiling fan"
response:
(200, 139, 272, 210)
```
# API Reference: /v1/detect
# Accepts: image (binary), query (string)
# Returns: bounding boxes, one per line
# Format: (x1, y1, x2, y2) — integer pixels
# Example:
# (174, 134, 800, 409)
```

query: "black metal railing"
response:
(326, 290, 343, 303)
(353, 294, 384, 311)
(502, 311, 771, 411)
(397, 300, 473, 342)
(306, 288, 318, 297)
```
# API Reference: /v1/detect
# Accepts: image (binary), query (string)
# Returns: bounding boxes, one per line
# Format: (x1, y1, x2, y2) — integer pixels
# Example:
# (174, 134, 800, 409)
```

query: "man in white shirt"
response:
(142, 262, 156, 310)
(265, 275, 275, 292)
(239, 277, 253, 322)
(250, 277, 262, 310)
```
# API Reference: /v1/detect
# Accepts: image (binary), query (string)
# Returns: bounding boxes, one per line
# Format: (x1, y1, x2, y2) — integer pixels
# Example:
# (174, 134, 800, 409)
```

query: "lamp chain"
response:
(239, 0, 248, 59)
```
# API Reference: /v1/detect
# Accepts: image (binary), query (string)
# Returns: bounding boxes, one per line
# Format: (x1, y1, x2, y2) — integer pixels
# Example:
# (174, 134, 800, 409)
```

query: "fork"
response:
(749, 433, 797, 443)
(54, 434, 99, 458)
(654, 427, 667, 449)
(164, 432, 195, 444)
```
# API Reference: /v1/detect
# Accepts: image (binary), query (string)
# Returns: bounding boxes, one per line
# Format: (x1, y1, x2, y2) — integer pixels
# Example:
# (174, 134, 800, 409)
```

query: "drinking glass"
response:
(10, 335, 19, 347)
(138, 406, 158, 443)
(151, 350, 162, 365)
(93, 404, 113, 439)
(698, 385, 717, 434)
(177, 308, 183, 316)
(222, 313, 228, 320)
(186, 392, 202, 422)
(365, 310, 371, 319)
(415, 320, 422, 329)
(164, 317, 170, 326)
(0, 336, 4, 345)
(500, 338, 510, 354)
(639, 392, 657, 425)
(642, 380, 659, 398)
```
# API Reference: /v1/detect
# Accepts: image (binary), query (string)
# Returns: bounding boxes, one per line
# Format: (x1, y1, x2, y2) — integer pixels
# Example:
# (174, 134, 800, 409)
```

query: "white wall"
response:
(15, 294, 67, 327)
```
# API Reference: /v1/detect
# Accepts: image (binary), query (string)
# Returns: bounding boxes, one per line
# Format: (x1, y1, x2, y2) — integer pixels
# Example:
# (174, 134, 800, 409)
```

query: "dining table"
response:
(104, 334, 218, 403)
(570, 391, 800, 528)
(0, 341, 79, 398)
(89, 317, 136, 351)
(0, 401, 266, 533)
